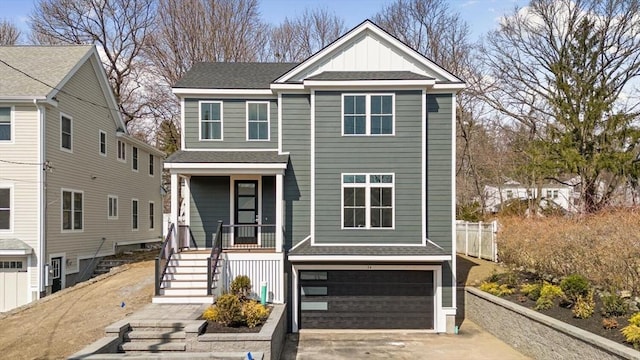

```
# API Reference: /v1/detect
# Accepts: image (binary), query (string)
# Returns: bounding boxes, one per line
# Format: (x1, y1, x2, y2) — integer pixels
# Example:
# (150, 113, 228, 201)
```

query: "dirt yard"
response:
(0, 260, 155, 360)
(457, 254, 505, 286)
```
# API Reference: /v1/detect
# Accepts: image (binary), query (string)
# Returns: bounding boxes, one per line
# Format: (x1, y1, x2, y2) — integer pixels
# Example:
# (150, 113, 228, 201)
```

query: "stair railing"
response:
(207, 220, 224, 296)
(155, 223, 176, 296)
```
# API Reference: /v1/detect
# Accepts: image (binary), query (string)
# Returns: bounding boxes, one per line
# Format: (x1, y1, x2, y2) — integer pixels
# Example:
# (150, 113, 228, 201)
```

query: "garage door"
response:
(299, 270, 434, 329)
(0, 259, 29, 312)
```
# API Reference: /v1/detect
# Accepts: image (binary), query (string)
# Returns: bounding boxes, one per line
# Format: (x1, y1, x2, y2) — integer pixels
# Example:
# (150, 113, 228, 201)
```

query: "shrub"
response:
(479, 281, 513, 297)
(560, 274, 590, 304)
(520, 283, 542, 301)
(535, 283, 563, 311)
(202, 305, 219, 322)
(242, 301, 270, 328)
(231, 275, 252, 300)
(214, 293, 243, 326)
(602, 318, 619, 330)
(572, 291, 595, 319)
(621, 312, 640, 350)
(601, 293, 628, 317)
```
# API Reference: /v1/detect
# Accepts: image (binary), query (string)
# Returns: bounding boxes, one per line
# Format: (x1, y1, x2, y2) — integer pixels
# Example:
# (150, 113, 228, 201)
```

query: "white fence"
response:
(456, 220, 498, 262)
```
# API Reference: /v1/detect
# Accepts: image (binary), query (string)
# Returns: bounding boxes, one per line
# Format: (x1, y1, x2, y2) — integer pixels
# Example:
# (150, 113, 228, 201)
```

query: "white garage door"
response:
(0, 259, 28, 312)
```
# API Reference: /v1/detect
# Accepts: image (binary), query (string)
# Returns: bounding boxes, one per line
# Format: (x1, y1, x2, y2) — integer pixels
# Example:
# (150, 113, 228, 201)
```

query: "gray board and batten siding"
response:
(183, 98, 278, 149)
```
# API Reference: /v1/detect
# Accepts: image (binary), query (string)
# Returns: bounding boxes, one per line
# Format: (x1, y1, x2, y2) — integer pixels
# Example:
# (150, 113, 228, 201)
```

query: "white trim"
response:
(305, 79, 435, 88)
(173, 88, 273, 95)
(131, 146, 139, 172)
(308, 242, 428, 247)
(180, 97, 186, 150)
(98, 130, 107, 156)
(432, 83, 466, 91)
(451, 92, 457, 311)
(131, 198, 139, 231)
(310, 90, 315, 244)
(176, 148, 281, 152)
(59, 112, 73, 153)
(198, 100, 224, 141)
(275, 173, 283, 252)
(0, 105, 14, 143)
(170, 173, 178, 229)
(270, 83, 304, 91)
(107, 195, 118, 220)
(165, 162, 287, 170)
(113, 238, 161, 247)
(290, 235, 311, 251)
(277, 93, 283, 153)
(0, 183, 13, 233)
(0, 249, 31, 255)
(246, 101, 270, 141)
(422, 90, 427, 246)
(149, 201, 155, 230)
(184, 176, 191, 227)
(341, 94, 395, 136)
(229, 175, 262, 246)
(60, 188, 84, 233)
(37, 104, 45, 293)
(340, 173, 395, 230)
(117, 139, 126, 162)
(288, 255, 451, 262)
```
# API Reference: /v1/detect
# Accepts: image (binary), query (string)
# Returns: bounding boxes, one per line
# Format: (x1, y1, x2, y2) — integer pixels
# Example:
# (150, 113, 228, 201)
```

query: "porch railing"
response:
(155, 223, 175, 296)
(221, 224, 276, 249)
(207, 220, 224, 296)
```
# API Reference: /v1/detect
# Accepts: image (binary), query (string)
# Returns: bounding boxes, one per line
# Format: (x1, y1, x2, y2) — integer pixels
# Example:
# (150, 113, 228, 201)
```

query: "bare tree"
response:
(269, 8, 346, 62)
(29, 0, 156, 126)
(0, 20, 20, 45)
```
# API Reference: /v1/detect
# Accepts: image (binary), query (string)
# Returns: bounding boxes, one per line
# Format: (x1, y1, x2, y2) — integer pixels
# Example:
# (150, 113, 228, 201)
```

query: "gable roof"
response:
(306, 71, 434, 81)
(174, 62, 298, 89)
(0, 45, 93, 98)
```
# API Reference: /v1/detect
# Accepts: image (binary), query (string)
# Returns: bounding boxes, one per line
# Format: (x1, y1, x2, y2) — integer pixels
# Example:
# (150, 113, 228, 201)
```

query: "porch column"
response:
(183, 175, 191, 227)
(275, 173, 284, 253)
(170, 172, 179, 251)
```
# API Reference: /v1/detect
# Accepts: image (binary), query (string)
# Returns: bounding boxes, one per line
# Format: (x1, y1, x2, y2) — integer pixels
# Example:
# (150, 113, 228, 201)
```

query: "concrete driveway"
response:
(280, 320, 530, 360)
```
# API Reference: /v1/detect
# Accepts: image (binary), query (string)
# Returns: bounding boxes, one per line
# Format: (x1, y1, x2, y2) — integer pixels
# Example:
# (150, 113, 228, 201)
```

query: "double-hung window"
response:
(342, 174, 394, 229)
(108, 195, 118, 219)
(99, 130, 107, 156)
(60, 114, 72, 151)
(0, 187, 11, 231)
(0, 107, 11, 141)
(149, 202, 155, 230)
(247, 102, 269, 141)
(117, 140, 126, 161)
(149, 154, 154, 176)
(132, 199, 138, 230)
(132, 146, 138, 171)
(200, 101, 223, 140)
(343, 94, 394, 135)
(62, 189, 83, 231)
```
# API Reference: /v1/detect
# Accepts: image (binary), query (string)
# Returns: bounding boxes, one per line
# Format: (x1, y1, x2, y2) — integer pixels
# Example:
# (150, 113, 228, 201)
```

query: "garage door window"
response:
(0, 260, 23, 271)
(342, 174, 394, 229)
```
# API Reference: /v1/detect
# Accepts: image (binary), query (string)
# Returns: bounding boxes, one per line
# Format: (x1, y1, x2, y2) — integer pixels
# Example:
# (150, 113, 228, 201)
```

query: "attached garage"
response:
(299, 270, 434, 329)
(0, 257, 29, 312)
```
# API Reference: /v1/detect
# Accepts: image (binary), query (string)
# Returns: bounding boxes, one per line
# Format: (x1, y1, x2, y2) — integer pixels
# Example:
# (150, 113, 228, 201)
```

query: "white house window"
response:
(132, 199, 138, 230)
(132, 146, 138, 171)
(149, 154, 154, 176)
(62, 190, 83, 231)
(117, 140, 126, 161)
(342, 173, 394, 229)
(0, 187, 10, 230)
(553, 190, 559, 199)
(60, 114, 72, 151)
(343, 94, 394, 135)
(99, 130, 107, 156)
(506, 190, 513, 199)
(200, 101, 223, 140)
(108, 195, 118, 219)
(247, 102, 269, 140)
(149, 202, 155, 230)
(0, 107, 11, 141)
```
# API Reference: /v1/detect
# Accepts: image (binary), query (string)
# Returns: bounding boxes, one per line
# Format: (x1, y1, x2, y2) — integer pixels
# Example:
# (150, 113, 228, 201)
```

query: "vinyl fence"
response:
(456, 220, 498, 262)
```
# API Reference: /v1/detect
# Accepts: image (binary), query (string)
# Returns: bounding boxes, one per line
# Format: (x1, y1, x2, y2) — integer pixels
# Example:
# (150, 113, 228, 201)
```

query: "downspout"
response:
(36, 100, 47, 297)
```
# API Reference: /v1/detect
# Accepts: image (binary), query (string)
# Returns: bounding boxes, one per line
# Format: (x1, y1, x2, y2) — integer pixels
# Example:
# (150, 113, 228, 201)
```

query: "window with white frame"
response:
(0, 187, 10, 230)
(108, 195, 118, 219)
(61, 114, 72, 151)
(132, 199, 138, 230)
(343, 94, 394, 135)
(553, 190, 559, 199)
(117, 140, 126, 161)
(247, 102, 269, 140)
(149, 202, 155, 229)
(99, 130, 107, 156)
(62, 190, 83, 231)
(149, 154, 154, 176)
(200, 101, 222, 140)
(342, 174, 394, 229)
(132, 146, 138, 171)
(0, 107, 11, 141)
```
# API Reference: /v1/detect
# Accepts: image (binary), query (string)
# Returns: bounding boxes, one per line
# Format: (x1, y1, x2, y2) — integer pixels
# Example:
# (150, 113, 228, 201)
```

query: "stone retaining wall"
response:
(465, 287, 639, 360)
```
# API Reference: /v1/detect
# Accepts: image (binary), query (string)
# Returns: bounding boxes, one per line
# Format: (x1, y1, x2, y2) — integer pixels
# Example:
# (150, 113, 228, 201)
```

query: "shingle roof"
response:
(166, 150, 289, 164)
(0, 45, 92, 98)
(288, 238, 449, 257)
(0, 238, 32, 252)
(306, 71, 434, 81)
(173, 62, 299, 89)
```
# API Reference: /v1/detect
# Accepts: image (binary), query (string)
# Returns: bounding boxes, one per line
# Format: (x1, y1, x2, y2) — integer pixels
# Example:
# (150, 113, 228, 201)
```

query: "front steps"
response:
(93, 259, 132, 277)
(118, 320, 197, 353)
(153, 251, 217, 304)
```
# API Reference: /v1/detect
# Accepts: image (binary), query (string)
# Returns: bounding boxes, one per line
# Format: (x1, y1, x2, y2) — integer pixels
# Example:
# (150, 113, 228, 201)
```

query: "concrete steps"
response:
(93, 259, 132, 276)
(118, 321, 193, 354)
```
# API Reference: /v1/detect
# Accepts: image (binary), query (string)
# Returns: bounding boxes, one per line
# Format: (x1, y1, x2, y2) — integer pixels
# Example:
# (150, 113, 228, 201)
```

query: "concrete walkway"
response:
(281, 320, 531, 360)
(123, 303, 209, 322)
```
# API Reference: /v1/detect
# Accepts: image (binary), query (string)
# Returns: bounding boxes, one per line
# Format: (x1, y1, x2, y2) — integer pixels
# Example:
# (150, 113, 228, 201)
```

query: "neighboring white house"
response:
(483, 180, 577, 213)
(0, 45, 164, 312)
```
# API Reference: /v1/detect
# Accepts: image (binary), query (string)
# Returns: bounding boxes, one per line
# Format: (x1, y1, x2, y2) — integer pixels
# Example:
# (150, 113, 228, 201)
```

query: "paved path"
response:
(281, 320, 531, 360)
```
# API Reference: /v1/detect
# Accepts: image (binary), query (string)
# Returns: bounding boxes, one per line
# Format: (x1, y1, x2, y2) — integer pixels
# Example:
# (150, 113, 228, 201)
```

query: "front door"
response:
(235, 180, 258, 245)
(51, 257, 62, 293)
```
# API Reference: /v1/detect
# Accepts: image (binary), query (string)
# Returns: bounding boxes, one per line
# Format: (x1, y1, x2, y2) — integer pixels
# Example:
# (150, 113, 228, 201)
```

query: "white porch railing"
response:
(456, 220, 498, 262)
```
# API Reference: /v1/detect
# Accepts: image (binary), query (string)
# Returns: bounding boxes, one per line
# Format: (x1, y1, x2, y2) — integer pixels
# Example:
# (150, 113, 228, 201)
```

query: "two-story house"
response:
(0, 45, 164, 312)
(160, 20, 463, 333)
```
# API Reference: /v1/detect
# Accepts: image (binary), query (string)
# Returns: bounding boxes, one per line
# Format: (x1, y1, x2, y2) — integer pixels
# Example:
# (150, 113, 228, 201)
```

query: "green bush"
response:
(621, 312, 640, 350)
(572, 291, 595, 319)
(560, 274, 590, 304)
(535, 283, 563, 310)
(214, 293, 243, 326)
(520, 283, 542, 301)
(231, 275, 252, 300)
(242, 300, 270, 328)
(202, 305, 218, 322)
(479, 281, 513, 297)
(601, 293, 628, 317)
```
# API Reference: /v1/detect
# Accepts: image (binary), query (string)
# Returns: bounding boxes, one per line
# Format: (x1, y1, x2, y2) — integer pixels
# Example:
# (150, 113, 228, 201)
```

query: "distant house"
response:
(483, 180, 577, 213)
(0, 45, 164, 312)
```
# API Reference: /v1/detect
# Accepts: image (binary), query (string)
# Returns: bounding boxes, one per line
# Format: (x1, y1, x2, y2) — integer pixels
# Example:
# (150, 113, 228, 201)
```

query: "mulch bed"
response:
(203, 321, 262, 333)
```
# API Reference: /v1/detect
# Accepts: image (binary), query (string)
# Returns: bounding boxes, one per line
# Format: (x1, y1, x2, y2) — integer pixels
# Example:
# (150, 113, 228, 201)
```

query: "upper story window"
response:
(149, 154, 154, 176)
(60, 114, 73, 151)
(117, 140, 126, 161)
(99, 130, 107, 156)
(342, 173, 394, 229)
(246, 102, 269, 141)
(200, 101, 223, 140)
(0, 107, 12, 141)
(132, 146, 138, 171)
(62, 189, 83, 231)
(343, 94, 394, 136)
(0, 187, 11, 231)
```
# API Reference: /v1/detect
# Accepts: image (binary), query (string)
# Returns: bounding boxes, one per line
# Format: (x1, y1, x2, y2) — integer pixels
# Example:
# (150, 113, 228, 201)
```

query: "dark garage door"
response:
(299, 270, 434, 329)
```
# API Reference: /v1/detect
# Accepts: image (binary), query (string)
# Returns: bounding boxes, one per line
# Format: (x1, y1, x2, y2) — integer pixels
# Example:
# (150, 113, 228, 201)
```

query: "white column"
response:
(275, 173, 284, 253)
(184, 176, 191, 227)
(170, 172, 179, 251)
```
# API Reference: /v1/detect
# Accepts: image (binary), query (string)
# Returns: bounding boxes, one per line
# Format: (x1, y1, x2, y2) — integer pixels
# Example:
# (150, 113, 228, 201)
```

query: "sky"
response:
(0, 0, 528, 42)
